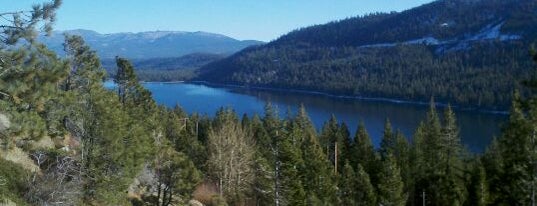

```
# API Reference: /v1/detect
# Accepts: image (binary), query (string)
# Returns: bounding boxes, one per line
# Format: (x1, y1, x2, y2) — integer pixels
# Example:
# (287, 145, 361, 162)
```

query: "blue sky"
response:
(4, 0, 433, 41)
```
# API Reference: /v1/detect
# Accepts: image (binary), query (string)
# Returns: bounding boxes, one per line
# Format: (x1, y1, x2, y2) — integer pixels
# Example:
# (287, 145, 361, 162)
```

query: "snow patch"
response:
(359, 21, 521, 50)
(467, 22, 520, 41)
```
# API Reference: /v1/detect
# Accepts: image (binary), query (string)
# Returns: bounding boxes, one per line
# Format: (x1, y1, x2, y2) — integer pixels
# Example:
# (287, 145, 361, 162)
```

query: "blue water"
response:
(105, 81, 506, 153)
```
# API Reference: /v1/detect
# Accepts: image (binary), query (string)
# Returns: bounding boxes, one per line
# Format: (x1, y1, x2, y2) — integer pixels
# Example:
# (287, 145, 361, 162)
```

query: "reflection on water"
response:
(129, 82, 505, 153)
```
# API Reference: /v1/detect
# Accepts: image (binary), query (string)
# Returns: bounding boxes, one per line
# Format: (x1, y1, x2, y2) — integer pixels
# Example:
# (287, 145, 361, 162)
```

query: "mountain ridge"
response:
(38, 29, 264, 59)
(197, 0, 537, 110)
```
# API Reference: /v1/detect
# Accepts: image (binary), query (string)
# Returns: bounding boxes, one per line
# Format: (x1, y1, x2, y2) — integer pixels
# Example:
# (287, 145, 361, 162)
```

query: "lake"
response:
(106, 81, 506, 153)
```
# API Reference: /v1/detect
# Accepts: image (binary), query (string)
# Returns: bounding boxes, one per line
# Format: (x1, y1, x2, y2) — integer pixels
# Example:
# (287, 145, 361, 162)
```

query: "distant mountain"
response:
(101, 53, 225, 71)
(101, 53, 225, 82)
(38, 29, 264, 59)
(198, 0, 537, 110)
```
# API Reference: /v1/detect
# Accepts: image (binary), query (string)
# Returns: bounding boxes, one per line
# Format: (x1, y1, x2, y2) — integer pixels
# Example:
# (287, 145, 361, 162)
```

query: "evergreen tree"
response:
(377, 154, 407, 206)
(320, 115, 342, 172)
(278, 128, 307, 206)
(437, 105, 467, 205)
(252, 150, 275, 206)
(339, 122, 353, 169)
(481, 137, 504, 204)
(379, 118, 395, 159)
(493, 93, 535, 205)
(154, 148, 201, 206)
(0, 0, 61, 46)
(355, 164, 376, 206)
(294, 105, 337, 205)
(114, 57, 137, 104)
(467, 160, 489, 206)
(394, 130, 411, 195)
(339, 161, 357, 206)
(350, 121, 377, 178)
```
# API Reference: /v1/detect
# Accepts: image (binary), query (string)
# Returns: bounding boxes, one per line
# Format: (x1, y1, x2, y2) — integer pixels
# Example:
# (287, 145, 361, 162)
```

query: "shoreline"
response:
(140, 80, 509, 115)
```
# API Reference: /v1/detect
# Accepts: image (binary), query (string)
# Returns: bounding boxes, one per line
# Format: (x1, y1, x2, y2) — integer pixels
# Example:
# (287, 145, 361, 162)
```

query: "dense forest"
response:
(101, 53, 224, 82)
(198, 0, 537, 110)
(2, 0, 537, 205)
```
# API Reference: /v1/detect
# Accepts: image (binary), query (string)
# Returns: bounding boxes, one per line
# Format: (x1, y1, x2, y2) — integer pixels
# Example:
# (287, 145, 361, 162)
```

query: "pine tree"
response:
(278, 129, 307, 206)
(467, 160, 489, 206)
(114, 57, 137, 104)
(413, 99, 444, 205)
(377, 154, 407, 206)
(339, 122, 353, 170)
(437, 105, 466, 205)
(394, 130, 411, 195)
(252, 150, 275, 206)
(154, 148, 201, 206)
(294, 105, 337, 205)
(350, 121, 378, 179)
(355, 164, 376, 206)
(481, 137, 504, 204)
(493, 93, 535, 204)
(380, 118, 395, 159)
(0, 0, 61, 46)
(339, 161, 357, 206)
(320, 115, 341, 172)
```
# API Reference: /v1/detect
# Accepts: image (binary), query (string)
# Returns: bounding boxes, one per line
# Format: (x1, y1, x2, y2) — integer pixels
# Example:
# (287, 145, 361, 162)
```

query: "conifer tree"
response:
(0, 0, 61, 46)
(377, 154, 407, 206)
(114, 57, 138, 104)
(350, 121, 377, 178)
(339, 161, 357, 206)
(320, 115, 342, 172)
(294, 105, 337, 205)
(492, 93, 535, 204)
(278, 127, 307, 206)
(468, 160, 489, 206)
(355, 164, 376, 206)
(380, 118, 395, 159)
(437, 105, 466, 205)
(394, 130, 411, 194)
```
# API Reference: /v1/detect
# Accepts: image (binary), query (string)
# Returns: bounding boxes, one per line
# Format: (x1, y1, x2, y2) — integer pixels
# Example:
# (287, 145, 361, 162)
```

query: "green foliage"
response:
(379, 118, 395, 159)
(0, 0, 62, 46)
(4, 1, 537, 205)
(377, 154, 407, 206)
(0, 159, 28, 205)
(153, 148, 202, 206)
(198, 0, 537, 110)
(350, 121, 378, 179)
(354, 164, 376, 206)
(467, 160, 489, 206)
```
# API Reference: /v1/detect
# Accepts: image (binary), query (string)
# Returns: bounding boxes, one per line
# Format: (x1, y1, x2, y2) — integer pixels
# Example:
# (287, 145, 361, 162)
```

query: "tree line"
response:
(197, 0, 537, 110)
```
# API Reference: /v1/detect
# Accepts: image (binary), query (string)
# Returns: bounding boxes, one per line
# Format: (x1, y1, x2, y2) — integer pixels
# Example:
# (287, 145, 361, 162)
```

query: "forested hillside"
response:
(101, 53, 225, 82)
(198, 0, 537, 110)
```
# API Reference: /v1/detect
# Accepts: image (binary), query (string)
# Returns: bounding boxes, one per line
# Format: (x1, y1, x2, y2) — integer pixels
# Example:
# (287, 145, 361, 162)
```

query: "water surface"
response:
(107, 81, 506, 153)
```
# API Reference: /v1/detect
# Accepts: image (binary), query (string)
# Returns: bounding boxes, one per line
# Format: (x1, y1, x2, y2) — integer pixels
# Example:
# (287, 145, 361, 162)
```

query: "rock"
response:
(0, 198, 17, 206)
(0, 113, 10, 132)
(189, 199, 205, 206)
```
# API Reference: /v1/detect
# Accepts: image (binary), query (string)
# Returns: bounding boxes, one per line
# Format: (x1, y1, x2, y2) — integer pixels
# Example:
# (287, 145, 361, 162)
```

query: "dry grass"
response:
(0, 146, 39, 172)
(31, 136, 55, 150)
(192, 181, 220, 205)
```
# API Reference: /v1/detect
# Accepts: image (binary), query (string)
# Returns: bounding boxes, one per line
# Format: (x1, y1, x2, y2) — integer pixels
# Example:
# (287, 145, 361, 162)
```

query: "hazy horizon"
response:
(5, 0, 434, 41)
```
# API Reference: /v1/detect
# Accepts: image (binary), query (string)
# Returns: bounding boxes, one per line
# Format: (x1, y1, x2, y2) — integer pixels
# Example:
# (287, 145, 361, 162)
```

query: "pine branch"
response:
(0, 11, 31, 16)
(0, 90, 11, 98)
